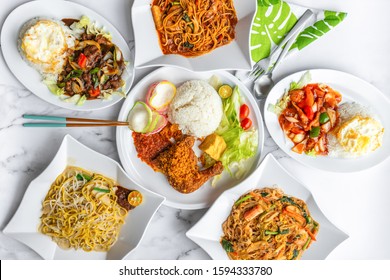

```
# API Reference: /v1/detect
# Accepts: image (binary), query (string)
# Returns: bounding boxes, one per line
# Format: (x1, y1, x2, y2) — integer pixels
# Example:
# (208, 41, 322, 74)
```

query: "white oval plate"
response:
(116, 66, 264, 209)
(264, 69, 390, 173)
(186, 153, 349, 260)
(3, 135, 165, 260)
(131, 0, 256, 71)
(0, 0, 134, 111)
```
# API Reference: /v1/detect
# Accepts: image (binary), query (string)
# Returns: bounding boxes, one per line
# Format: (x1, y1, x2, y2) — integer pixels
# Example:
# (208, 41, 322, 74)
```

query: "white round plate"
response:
(0, 0, 134, 111)
(264, 69, 390, 173)
(116, 66, 264, 209)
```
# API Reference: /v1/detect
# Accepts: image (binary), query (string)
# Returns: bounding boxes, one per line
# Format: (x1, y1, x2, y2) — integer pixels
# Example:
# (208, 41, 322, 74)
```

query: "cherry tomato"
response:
(240, 104, 250, 119)
(240, 118, 252, 130)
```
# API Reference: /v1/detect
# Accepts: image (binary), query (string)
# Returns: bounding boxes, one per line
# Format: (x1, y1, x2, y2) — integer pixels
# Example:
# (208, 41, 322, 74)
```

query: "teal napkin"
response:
(250, 0, 347, 63)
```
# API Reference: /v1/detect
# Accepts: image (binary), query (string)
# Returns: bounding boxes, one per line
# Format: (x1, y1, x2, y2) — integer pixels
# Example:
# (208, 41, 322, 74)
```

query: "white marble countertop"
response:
(1, 0, 389, 260)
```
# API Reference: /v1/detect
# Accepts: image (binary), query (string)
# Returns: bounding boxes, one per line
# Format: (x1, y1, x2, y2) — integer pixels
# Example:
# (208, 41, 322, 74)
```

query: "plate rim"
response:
(186, 152, 349, 260)
(0, 0, 134, 111)
(2, 134, 165, 260)
(116, 66, 265, 209)
(263, 68, 390, 173)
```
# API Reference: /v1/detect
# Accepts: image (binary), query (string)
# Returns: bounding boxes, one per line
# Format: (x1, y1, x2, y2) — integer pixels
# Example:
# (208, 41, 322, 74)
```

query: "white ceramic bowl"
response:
(186, 153, 349, 260)
(131, 0, 256, 71)
(2, 135, 165, 260)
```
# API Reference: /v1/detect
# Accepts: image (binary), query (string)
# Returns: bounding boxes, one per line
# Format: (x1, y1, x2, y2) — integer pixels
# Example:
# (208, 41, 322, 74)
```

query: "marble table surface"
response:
(1, 0, 389, 260)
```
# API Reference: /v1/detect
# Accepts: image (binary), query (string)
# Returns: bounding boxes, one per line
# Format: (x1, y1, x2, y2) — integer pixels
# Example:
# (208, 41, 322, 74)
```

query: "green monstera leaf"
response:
(290, 11, 347, 50)
(257, 0, 281, 6)
(251, 1, 297, 62)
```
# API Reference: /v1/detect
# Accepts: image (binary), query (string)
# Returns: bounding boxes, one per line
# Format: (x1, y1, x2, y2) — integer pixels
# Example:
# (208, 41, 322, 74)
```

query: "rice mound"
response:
(168, 80, 223, 138)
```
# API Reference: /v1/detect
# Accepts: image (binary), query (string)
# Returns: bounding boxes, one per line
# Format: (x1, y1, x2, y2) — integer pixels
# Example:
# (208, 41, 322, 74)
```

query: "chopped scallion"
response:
(234, 194, 252, 206)
(93, 187, 110, 193)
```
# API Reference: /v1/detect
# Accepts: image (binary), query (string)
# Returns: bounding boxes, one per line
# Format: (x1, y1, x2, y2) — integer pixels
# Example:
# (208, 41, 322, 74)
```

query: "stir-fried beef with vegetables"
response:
(278, 83, 342, 155)
(57, 21, 125, 100)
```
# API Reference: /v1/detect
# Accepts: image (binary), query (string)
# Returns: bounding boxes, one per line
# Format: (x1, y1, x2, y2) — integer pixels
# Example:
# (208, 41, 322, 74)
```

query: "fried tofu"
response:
(199, 133, 226, 161)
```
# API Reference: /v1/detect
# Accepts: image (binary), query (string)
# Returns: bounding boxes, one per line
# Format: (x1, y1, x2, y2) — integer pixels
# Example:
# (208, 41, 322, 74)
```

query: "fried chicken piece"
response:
(153, 136, 223, 194)
(132, 123, 183, 171)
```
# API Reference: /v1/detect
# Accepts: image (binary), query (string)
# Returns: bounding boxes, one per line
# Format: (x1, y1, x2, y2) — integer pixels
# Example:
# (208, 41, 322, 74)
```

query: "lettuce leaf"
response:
(215, 86, 258, 179)
(289, 71, 312, 90)
(43, 79, 64, 96)
(268, 71, 312, 115)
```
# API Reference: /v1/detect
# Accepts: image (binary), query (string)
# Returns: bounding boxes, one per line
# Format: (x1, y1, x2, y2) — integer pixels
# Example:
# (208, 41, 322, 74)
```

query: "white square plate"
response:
(2, 135, 165, 260)
(186, 153, 348, 260)
(131, 0, 256, 71)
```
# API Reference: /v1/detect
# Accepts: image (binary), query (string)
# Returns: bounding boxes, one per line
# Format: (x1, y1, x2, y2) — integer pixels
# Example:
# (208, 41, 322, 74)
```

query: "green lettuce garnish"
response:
(215, 86, 258, 180)
(289, 70, 312, 91)
(268, 71, 312, 115)
(43, 79, 64, 96)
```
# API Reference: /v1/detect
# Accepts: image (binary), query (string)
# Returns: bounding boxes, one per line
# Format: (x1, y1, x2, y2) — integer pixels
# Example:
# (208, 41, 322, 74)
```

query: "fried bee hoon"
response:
(221, 187, 319, 260)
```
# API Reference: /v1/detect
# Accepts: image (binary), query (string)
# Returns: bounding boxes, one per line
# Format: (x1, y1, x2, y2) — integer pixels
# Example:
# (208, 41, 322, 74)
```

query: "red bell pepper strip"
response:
(77, 53, 87, 69)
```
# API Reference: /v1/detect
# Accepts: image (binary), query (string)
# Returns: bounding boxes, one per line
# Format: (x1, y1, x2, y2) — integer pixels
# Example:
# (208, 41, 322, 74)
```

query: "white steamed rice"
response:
(168, 80, 223, 138)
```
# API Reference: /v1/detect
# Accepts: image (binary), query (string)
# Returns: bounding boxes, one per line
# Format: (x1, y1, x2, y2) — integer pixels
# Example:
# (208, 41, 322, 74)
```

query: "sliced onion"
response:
(114, 46, 122, 62)
(75, 40, 101, 51)
(146, 81, 176, 113)
(285, 116, 299, 123)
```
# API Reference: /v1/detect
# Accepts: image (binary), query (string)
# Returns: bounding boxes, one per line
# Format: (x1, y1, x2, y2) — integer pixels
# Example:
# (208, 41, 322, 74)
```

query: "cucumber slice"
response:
(127, 101, 153, 133)
(146, 112, 168, 135)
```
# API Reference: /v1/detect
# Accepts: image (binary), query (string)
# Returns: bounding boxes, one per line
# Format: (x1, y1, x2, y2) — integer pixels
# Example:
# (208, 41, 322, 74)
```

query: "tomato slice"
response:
(127, 190, 143, 207)
(303, 105, 314, 120)
(239, 104, 250, 119)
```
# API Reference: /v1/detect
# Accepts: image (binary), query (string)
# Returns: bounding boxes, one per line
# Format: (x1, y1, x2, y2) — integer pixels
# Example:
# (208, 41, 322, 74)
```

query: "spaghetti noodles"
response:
(39, 166, 138, 252)
(151, 0, 237, 57)
(221, 187, 319, 260)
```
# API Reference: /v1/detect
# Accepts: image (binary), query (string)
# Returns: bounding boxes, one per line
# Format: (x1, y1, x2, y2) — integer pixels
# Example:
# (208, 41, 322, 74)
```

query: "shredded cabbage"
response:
(70, 15, 112, 40)
(267, 91, 290, 115)
(289, 71, 312, 91)
(305, 149, 317, 157)
(62, 94, 81, 104)
(43, 79, 64, 96)
(268, 71, 312, 115)
(76, 95, 87, 106)
(215, 86, 258, 181)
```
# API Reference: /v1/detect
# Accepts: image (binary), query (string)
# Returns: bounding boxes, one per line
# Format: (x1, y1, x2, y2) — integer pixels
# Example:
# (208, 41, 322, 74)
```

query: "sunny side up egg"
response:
(336, 115, 384, 155)
(328, 102, 384, 157)
(19, 19, 75, 75)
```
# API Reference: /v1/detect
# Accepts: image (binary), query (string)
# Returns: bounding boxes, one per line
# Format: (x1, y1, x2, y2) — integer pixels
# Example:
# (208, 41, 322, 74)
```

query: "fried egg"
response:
(19, 19, 75, 75)
(328, 103, 384, 157)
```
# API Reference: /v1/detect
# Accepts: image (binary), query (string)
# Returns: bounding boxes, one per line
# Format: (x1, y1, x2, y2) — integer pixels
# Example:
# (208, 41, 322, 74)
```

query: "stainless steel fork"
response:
(237, 9, 314, 83)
